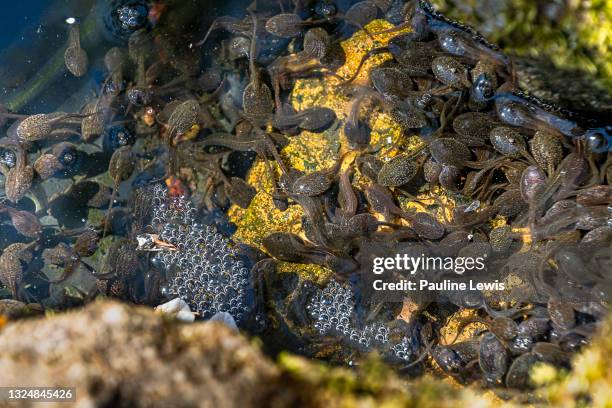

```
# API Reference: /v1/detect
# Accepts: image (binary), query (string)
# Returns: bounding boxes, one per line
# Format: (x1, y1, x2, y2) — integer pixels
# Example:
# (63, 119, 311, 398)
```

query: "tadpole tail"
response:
(102, 183, 118, 239)
(336, 47, 390, 86)
(195, 21, 219, 47)
(368, 21, 410, 37)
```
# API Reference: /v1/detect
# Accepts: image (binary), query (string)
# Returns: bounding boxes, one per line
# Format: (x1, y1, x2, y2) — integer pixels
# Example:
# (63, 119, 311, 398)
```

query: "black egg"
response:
(104, 124, 135, 152)
(315, 1, 337, 19)
(57, 146, 78, 167)
(0, 147, 17, 169)
(127, 87, 151, 106)
(100, 0, 151, 44)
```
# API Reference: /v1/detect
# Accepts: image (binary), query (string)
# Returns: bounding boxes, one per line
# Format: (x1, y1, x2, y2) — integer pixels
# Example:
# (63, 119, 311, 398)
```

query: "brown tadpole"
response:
(265, 13, 328, 39)
(165, 99, 201, 146)
(0, 140, 33, 203)
(104, 47, 128, 95)
(337, 169, 358, 217)
(489, 126, 535, 164)
(273, 106, 336, 133)
(431, 56, 471, 89)
(364, 183, 445, 239)
(344, 88, 376, 147)
(377, 154, 419, 187)
(0, 242, 35, 299)
(15, 112, 88, 142)
(0, 202, 42, 238)
(103, 146, 136, 238)
(344, 1, 378, 38)
(64, 20, 88, 77)
(262, 232, 358, 276)
(242, 11, 274, 123)
(290, 152, 352, 197)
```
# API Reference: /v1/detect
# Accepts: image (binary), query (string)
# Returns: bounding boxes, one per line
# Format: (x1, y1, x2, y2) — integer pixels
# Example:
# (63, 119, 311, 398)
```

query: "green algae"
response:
(431, 0, 612, 90)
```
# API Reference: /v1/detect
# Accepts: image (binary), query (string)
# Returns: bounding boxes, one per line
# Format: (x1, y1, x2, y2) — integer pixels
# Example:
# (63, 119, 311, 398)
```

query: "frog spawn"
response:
(307, 279, 420, 362)
(147, 185, 253, 323)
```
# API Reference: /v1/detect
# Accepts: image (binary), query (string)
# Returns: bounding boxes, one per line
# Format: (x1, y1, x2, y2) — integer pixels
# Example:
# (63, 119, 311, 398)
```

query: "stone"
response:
(0, 301, 277, 408)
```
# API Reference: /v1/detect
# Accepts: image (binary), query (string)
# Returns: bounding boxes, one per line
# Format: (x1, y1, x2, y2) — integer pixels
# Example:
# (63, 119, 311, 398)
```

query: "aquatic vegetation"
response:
(431, 0, 612, 89)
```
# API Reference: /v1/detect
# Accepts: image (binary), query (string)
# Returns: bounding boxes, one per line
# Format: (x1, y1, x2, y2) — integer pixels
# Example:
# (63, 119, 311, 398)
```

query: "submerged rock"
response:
(210, 311, 238, 331)
(0, 301, 276, 407)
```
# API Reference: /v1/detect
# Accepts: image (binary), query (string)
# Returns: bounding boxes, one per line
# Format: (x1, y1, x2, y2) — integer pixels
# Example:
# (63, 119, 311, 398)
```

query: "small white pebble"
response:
(209, 311, 238, 331)
(156, 298, 195, 322)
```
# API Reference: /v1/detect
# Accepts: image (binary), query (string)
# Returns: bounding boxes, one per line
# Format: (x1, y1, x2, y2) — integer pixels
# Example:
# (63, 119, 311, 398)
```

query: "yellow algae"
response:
(228, 161, 303, 249)
(489, 216, 507, 229)
(281, 129, 340, 172)
(290, 77, 346, 113)
(368, 111, 405, 151)
(439, 308, 485, 345)
(277, 261, 333, 286)
(333, 19, 411, 86)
